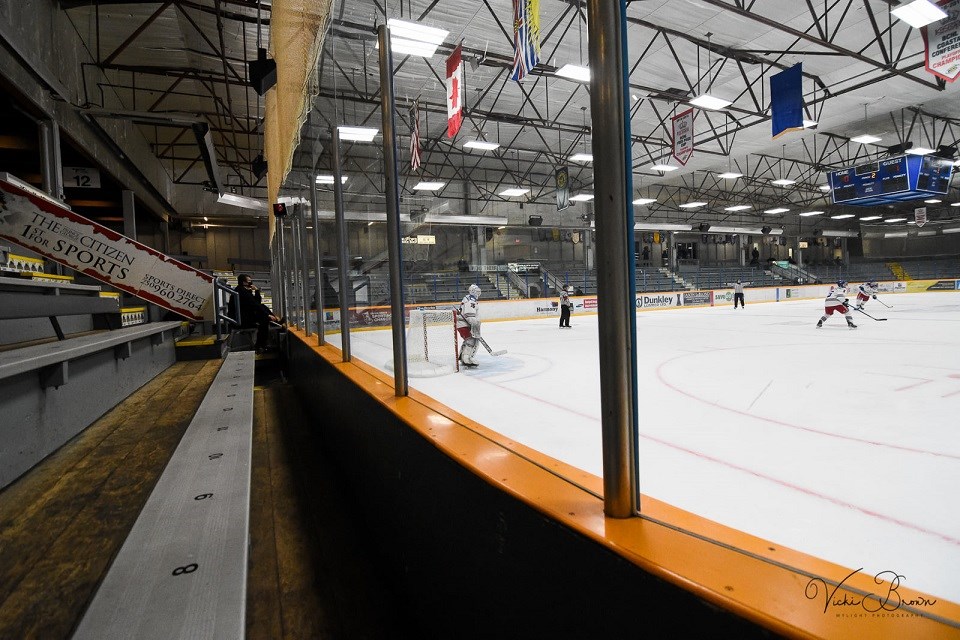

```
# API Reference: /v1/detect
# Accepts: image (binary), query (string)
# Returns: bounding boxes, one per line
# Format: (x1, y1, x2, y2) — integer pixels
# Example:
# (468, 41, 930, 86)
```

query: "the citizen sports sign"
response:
(0, 174, 215, 320)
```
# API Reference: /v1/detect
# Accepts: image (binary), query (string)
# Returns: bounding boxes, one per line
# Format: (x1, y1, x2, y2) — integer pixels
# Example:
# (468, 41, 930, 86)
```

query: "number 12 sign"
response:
(63, 166, 101, 189)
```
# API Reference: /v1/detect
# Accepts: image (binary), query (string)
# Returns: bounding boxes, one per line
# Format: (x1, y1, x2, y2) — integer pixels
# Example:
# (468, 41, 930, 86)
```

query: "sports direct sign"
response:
(0, 175, 214, 321)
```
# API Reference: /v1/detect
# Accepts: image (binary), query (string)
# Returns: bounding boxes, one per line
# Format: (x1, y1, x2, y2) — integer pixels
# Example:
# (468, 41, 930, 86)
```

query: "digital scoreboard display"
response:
(829, 154, 954, 206)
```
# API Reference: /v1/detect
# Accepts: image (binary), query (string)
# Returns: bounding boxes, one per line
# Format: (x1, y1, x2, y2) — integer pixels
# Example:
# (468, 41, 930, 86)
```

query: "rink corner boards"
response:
(285, 328, 960, 640)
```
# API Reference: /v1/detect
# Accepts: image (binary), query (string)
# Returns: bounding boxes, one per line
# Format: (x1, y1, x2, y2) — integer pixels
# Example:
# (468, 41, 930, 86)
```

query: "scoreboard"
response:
(829, 154, 954, 206)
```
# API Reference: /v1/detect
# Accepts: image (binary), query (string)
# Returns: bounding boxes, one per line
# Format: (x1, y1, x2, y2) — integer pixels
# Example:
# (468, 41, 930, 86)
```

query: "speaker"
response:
(698, 223, 711, 232)
(273, 202, 288, 218)
(252, 154, 268, 181)
(528, 215, 543, 226)
(248, 48, 277, 96)
(761, 226, 772, 235)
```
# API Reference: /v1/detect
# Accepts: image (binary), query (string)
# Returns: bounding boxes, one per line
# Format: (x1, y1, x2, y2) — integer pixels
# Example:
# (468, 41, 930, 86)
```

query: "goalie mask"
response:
(468, 284, 481, 298)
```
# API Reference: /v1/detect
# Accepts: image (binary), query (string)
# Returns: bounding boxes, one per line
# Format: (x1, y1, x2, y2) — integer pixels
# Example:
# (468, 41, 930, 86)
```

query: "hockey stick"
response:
(477, 336, 507, 356)
(873, 297, 892, 309)
(851, 306, 887, 321)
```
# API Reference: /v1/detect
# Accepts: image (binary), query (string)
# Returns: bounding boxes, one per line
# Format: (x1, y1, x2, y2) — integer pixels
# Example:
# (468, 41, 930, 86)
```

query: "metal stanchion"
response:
(310, 181, 325, 345)
(331, 126, 351, 362)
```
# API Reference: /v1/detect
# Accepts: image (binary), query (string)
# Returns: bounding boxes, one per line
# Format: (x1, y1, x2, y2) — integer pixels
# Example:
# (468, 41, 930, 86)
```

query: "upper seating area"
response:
(897, 257, 960, 280)
(403, 270, 506, 305)
(675, 265, 782, 290)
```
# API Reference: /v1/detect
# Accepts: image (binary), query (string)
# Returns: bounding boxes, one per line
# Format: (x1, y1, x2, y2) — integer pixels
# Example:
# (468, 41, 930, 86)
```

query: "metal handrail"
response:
(213, 278, 241, 343)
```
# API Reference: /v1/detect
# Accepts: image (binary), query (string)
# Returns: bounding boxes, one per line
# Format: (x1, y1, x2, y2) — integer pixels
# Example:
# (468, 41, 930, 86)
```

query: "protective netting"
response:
(385, 309, 459, 377)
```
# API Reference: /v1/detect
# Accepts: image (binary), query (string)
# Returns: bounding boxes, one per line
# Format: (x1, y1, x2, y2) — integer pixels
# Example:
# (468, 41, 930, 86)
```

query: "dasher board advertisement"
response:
(0, 174, 215, 321)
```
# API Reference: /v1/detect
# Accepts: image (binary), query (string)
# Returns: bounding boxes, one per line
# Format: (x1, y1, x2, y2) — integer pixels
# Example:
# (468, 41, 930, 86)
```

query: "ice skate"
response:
(816, 320, 823, 328)
(847, 321, 857, 329)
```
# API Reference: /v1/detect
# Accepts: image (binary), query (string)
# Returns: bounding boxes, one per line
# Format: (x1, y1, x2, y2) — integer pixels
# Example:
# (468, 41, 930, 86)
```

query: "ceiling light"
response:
(650, 163, 678, 172)
(764, 207, 790, 214)
(885, 231, 909, 238)
(831, 214, 855, 219)
(380, 38, 442, 57)
(799, 210, 824, 216)
(316, 174, 348, 184)
(819, 229, 860, 237)
(338, 126, 378, 142)
(634, 222, 693, 231)
(724, 205, 751, 211)
(498, 226, 506, 229)
(203, 216, 209, 222)
(217, 192, 267, 210)
(709, 225, 783, 235)
(952, 202, 960, 207)
(633, 197, 657, 205)
(803, 119, 818, 128)
(907, 146, 936, 155)
(555, 64, 591, 82)
(771, 178, 796, 186)
(463, 140, 500, 151)
(859, 215, 883, 220)
(944, 227, 960, 233)
(413, 181, 446, 191)
(819, 185, 831, 191)
(689, 94, 731, 110)
(717, 172, 742, 179)
(850, 134, 882, 144)
(570, 193, 594, 202)
(924, 198, 942, 203)
(679, 201, 707, 208)
(917, 229, 937, 236)
(891, 0, 948, 28)
(386, 19, 448, 45)
(569, 153, 593, 163)
(885, 217, 907, 222)
(499, 187, 530, 197)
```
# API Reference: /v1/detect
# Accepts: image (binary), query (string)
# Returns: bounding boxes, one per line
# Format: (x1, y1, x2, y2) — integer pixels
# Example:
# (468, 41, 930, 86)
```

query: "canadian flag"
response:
(446, 45, 463, 139)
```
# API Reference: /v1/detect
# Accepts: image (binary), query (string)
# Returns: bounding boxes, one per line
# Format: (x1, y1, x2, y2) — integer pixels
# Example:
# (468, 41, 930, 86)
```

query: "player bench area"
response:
(72, 350, 255, 639)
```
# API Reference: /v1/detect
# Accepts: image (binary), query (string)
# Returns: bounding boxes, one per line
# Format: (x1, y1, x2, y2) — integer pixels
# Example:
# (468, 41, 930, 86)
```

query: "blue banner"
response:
(770, 63, 803, 139)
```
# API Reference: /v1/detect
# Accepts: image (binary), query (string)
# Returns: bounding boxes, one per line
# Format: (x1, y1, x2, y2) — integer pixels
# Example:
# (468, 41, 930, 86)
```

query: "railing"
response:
(213, 278, 241, 343)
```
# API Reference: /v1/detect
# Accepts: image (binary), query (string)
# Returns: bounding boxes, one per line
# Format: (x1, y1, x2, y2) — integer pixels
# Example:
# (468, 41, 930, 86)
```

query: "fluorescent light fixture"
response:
(463, 140, 500, 151)
(885, 217, 907, 222)
(555, 64, 591, 82)
(709, 225, 783, 235)
(859, 215, 883, 220)
(820, 229, 860, 238)
(819, 185, 831, 191)
(850, 134, 882, 144)
(413, 181, 446, 191)
(771, 178, 796, 186)
(650, 163, 679, 172)
(203, 216, 209, 222)
(764, 207, 790, 214)
(831, 214, 856, 219)
(632, 197, 657, 205)
(679, 201, 707, 208)
(316, 174, 348, 184)
(634, 222, 693, 231)
(499, 187, 530, 197)
(885, 231, 908, 238)
(216, 192, 267, 210)
(380, 38, 441, 57)
(803, 119, 818, 128)
(570, 193, 594, 202)
(917, 230, 937, 236)
(943, 227, 960, 234)
(498, 226, 506, 229)
(907, 146, 936, 155)
(368, 221, 375, 226)
(951, 202, 960, 207)
(717, 171, 742, 179)
(386, 19, 448, 45)
(422, 214, 507, 225)
(314, 210, 412, 223)
(689, 94, 731, 110)
(569, 153, 593, 163)
(924, 198, 941, 203)
(338, 126, 378, 142)
(724, 205, 752, 212)
(799, 210, 824, 217)
(908, 220, 917, 224)
(891, 0, 947, 28)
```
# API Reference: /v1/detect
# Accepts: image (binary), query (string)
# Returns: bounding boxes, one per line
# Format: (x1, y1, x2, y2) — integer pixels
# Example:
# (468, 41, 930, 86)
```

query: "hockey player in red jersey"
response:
(854, 281, 879, 311)
(456, 284, 482, 367)
(817, 280, 857, 329)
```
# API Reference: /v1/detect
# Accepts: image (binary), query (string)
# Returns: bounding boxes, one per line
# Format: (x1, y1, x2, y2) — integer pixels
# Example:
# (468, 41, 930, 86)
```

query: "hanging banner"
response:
(672, 108, 694, 165)
(510, 0, 541, 82)
(556, 166, 570, 211)
(770, 63, 804, 138)
(915, 206, 928, 227)
(0, 174, 215, 321)
(446, 45, 464, 138)
(922, 0, 960, 83)
(410, 101, 422, 171)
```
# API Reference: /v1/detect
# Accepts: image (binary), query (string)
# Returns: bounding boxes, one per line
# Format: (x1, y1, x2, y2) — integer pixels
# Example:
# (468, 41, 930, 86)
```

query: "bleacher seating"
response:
(0, 275, 121, 343)
(404, 270, 505, 304)
(675, 265, 782, 290)
(72, 351, 255, 640)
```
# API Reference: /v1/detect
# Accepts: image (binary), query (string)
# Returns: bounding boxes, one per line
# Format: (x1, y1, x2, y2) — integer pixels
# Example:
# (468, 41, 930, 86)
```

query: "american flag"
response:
(410, 101, 421, 172)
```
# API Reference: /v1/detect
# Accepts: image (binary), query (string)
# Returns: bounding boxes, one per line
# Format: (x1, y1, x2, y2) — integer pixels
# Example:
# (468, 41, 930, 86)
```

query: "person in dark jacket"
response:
(235, 274, 281, 351)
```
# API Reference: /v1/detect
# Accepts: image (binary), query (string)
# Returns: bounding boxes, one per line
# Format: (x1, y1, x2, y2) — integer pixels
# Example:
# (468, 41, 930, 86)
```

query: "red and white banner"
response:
(672, 108, 694, 165)
(0, 174, 215, 321)
(446, 45, 464, 138)
(922, 0, 960, 82)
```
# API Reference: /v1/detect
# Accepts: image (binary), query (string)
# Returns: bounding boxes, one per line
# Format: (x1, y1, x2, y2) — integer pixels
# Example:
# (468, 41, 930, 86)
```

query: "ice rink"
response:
(333, 291, 960, 606)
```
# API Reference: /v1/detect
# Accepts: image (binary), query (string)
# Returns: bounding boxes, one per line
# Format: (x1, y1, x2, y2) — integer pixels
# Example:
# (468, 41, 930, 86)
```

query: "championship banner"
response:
(915, 206, 928, 227)
(0, 174, 215, 321)
(510, 0, 541, 82)
(446, 45, 464, 138)
(672, 108, 694, 165)
(922, 0, 960, 83)
(556, 166, 570, 210)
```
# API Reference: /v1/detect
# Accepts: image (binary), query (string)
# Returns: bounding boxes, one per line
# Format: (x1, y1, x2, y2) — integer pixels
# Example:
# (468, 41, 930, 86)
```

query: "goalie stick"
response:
(477, 336, 507, 356)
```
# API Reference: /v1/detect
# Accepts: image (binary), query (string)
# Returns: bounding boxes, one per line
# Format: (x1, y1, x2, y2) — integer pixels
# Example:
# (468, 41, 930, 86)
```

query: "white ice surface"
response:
(329, 292, 960, 605)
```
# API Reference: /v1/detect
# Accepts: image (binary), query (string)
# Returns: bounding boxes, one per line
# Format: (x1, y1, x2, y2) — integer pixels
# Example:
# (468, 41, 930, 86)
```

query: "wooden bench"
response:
(72, 350, 255, 639)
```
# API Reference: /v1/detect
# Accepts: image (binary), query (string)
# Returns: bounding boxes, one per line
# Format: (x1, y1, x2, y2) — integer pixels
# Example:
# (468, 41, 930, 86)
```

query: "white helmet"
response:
(469, 284, 481, 298)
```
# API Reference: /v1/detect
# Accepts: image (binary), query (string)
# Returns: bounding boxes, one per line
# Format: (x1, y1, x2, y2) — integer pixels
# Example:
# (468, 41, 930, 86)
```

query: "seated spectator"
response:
(235, 274, 283, 352)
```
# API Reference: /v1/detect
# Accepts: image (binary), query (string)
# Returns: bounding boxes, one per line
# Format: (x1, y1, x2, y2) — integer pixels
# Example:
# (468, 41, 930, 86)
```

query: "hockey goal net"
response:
(391, 308, 460, 377)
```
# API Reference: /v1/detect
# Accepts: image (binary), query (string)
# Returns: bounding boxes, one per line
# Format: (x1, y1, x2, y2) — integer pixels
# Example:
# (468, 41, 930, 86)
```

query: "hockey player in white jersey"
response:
(456, 284, 482, 367)
(854, 281, 879, 310)
(817, 280, 857, 329)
